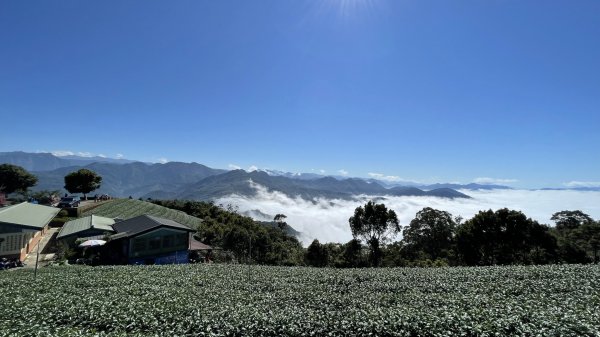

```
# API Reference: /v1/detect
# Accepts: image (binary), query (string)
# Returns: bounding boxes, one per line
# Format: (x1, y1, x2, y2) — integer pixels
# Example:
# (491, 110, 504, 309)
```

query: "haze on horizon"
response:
(1, 1, 599, 190)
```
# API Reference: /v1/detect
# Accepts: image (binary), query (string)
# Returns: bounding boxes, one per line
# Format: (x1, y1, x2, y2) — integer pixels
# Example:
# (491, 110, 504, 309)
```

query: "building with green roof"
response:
(105, 214, 194, 265)
(57, 215, 116, 244)
(0, 202, 60, 261)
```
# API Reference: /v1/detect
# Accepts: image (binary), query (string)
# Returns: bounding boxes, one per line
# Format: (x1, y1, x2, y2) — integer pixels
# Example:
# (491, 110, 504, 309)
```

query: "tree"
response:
(551, 210, 598, 263)
(349, 201, 400, 266)
(402, 207, 457, 263)
(30, 190, 60, 205)
(341, 239, 365, 268)
(456, 209, 557, 265)
(381, 241, 409, 267)
(223, 227, 251, 262)
(64, 169, 102, 200)
(274, 214, 287, 230)
(551, 210, 594, 231)
(0, 164, 38, 194)
(576, 221, 600, 263)
(305, 239, 328, 267)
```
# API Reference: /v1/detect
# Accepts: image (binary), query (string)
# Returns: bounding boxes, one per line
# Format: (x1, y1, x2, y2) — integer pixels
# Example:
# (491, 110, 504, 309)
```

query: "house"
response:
(104, 214, 194, 265)
(0, 193, 6, 206)
(57, 215, 116, 245)
(0, 202, 60, 261)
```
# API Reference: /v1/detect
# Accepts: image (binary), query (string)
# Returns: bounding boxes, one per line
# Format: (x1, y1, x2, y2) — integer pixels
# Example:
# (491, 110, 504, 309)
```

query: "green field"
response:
(1, 264, 599, 336)
(81, 199, 203, 228)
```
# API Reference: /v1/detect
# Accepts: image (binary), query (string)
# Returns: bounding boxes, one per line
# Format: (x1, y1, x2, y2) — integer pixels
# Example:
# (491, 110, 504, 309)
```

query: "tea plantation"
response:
(1, 264, 599, 336)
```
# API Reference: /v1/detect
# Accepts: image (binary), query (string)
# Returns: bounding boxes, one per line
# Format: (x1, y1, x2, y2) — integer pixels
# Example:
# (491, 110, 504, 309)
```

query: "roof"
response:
(0, 202, 60, 230)
(189, 234, 214, 250)
(57, 215, 116, 239)
(112, 214, 193, 239)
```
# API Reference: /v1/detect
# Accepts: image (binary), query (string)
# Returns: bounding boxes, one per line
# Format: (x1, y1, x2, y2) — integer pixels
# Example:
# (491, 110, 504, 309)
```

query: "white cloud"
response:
(320, 169, 326, 174)
(473, 177, 518, 185)
(338, 169, 349, 176)
(51, 150, 75, 157)
(367, 172, 412, 182)
(247, 165, 259, 172)
(228, 164, 242, 170)
(157, 158, 168, 164)
(51, 150, 124, 160)
(215, 184, 600, 246)
(51, 150, 94, 158)
(563, 181, 600, 188)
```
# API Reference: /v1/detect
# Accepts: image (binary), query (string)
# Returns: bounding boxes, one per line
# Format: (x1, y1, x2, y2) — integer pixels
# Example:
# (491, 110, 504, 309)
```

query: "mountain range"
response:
(0, 151, 499, 200)
(0, 151, 139, 171)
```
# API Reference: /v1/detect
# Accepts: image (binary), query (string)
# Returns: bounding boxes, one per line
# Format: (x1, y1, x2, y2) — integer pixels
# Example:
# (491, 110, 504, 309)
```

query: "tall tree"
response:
(402, 207, 457, 262)
(274, 213, 288, 230)
(551, 211, 599, 263)
(551, 210, 594, 231)
(64, 169, 102, 200)
(0, 164, 38, 194)
(577, 221, 600, 263)
(349, 201, 400, 266)
(456, 208, 556, 265)
(341, 239, 365, 268)
(305, 239, 328, 267)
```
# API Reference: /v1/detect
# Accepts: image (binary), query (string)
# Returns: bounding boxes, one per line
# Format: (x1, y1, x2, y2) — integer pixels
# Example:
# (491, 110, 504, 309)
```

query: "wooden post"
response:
(247, 236, 251, 285)
(34, 238, 40, 280)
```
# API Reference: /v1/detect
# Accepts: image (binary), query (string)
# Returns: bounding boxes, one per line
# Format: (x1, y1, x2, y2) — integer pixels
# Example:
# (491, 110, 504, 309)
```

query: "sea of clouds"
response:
(215, 182, 600, 245)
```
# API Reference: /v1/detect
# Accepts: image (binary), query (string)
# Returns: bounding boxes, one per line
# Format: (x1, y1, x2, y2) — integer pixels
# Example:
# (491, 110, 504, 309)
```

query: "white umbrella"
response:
(78, 239, 107, 248)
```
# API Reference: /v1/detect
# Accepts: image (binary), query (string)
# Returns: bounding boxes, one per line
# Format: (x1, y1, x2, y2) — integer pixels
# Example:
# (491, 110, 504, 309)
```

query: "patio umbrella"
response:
(78, 239, 107, 248)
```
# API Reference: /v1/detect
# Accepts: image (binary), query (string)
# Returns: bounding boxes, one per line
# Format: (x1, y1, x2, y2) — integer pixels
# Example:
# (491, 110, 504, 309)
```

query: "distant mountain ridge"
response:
(0, 151, 140, 171)
(419, 183, 512, 191)
(261, 169, 511, 190)
(144, 170, 471, 200)
(541, 187, 600, 192)
(33, 161, 226, 197)
(1, 151, 473, 200)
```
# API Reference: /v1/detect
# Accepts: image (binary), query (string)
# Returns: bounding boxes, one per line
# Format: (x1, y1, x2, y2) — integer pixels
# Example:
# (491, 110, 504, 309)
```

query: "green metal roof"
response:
(111, 214, 193, 239)
(0, 202, 60, 230)
(57, 214, 116, 239)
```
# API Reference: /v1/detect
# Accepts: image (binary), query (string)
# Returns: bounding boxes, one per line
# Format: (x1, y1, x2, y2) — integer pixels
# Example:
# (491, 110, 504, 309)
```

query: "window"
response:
(149, 237, 161, 250)
(132, 238, 146, 252)
(9, 235, 17, 251)
(175, 233, 187, 246)
(162, 235, 172, 248)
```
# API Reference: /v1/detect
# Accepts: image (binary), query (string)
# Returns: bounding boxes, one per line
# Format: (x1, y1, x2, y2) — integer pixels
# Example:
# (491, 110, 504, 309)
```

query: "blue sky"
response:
(1, 0, 599, 188)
